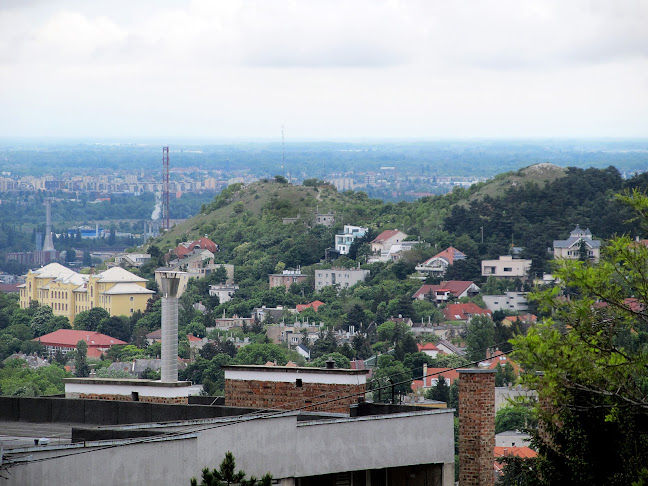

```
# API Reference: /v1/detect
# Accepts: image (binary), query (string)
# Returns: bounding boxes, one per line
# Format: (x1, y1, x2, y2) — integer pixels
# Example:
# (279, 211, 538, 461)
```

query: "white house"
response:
(335, 225, 368, 254)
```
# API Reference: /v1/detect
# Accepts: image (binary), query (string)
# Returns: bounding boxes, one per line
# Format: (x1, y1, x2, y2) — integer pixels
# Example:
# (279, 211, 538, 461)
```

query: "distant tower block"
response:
(157, 269, 184, 382)
(162, 146, 170, 231)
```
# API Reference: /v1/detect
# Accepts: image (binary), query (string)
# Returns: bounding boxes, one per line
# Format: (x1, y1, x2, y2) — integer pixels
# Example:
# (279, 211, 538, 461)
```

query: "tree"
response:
(98, 315, 131, 342)
(74, 307, 110, 331)
(75, 340, 90, 377)
(495, 404, 537, 434)
(65, 248, 76, 263)
(310, 352, 350, 369)
(233, 343, 290, 366)
(511, 190, 648, 485)
(369, 355, 412, 402)
(190, 451, 272, 486)
(464, 315, 495, 362)
(426, 374, 450, 403)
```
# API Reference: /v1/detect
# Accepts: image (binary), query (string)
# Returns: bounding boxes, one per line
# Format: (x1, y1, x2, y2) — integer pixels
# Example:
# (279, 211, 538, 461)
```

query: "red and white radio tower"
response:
(162, 146, 170, 231)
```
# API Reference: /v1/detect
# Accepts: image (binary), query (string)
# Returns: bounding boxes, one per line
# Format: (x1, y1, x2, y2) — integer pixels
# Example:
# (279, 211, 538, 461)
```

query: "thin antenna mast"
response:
(162, 146, 170, 231)
(281, 124, 285, 178)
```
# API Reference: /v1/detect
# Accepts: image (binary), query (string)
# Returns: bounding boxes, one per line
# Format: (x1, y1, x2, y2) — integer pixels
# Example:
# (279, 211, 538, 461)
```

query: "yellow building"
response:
(19, 263, 155, 325)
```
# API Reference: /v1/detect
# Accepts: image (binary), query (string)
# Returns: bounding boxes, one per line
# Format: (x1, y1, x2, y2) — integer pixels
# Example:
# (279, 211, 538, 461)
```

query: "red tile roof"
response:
(483, 353, 522, 375)
(422, 246, 467, 266)
(33, 329, 126, 349)
(187, 334, 202, 342)
(296, 300, 326, 312)
(417, 343, 440, 352)
(0, 284, 20, 293)
(442, 303, 492, 321)
(413, 281, 477, 299)
(494, 446, 537, 459)
(191, 237, 218, 253)
(372, 229, 402, 243)
(502, 314, 537, 324)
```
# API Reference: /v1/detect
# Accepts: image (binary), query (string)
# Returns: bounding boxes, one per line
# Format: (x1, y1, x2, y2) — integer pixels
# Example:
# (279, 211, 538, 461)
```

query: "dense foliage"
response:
(512, 190, 648, 485)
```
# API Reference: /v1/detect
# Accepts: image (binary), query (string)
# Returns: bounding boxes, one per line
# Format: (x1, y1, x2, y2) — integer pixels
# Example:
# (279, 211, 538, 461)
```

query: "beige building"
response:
(481, 256, 532, 279)
(19, 263, 154, 325)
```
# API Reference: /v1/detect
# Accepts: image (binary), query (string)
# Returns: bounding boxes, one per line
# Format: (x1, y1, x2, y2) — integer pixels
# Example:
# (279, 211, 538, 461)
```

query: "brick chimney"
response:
(458, 369, 496, 486)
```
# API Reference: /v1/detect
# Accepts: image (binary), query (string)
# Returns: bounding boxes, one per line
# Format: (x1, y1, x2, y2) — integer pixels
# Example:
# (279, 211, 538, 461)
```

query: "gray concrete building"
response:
(315, 268, 370, 291)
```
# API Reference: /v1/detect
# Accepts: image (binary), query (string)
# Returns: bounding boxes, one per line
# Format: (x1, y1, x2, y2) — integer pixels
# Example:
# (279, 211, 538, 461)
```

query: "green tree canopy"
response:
(464, 315, 495, 362)
(511, 190, 648, 485)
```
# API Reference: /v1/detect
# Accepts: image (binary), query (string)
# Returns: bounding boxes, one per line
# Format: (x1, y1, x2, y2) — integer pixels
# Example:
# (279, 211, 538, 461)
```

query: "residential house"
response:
(145, 329, 162, 345)
(553, 224, 601, 262)
(208, 315, 254, 332)
(266, 321, 322, 346)
(295, 343, 311, 360)
(269, 269, 308, 289)
(415, 247, 466, 277)
(209, 284, 239, 303)
(386, 316, 414, 327)
(442, 303, 492, 322)
(416, 365, 461, 389)
(170, 236, 218, 260)
(334, 225, 368, 255)
(436, 340, 465, 356)
(494, 447, 537, 477)
(112, 253, 151, 268)
(156, 262, 235, 297)
(296, 300, 325, 312)
(252, 306, 297, 323)
(496, 430, 532, 448)
(19, 263, 155, 324)
(33, 329, 126, 358)
(481, 255, 532, 279)
(314, 268, 370, 291)
(4, 353, 49, 368)
(412, 281, 481, 302)
(370, 229, 408, 261)
(417, 342, 440, 358)
(483, 292, 529, 312)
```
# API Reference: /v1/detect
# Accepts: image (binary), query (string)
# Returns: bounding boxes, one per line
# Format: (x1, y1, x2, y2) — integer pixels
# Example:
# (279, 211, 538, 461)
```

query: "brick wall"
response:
(458, 370, 496, 486)
(74, 393, 188, 404)
(225, 379, 365, 414)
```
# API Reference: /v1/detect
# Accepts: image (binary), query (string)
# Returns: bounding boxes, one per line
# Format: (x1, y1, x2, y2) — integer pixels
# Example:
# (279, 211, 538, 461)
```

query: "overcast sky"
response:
(0, 0, 646, 140)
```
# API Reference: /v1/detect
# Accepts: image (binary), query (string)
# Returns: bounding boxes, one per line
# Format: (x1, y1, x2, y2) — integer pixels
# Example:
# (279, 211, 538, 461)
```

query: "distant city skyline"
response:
(1, 0, 647, 140)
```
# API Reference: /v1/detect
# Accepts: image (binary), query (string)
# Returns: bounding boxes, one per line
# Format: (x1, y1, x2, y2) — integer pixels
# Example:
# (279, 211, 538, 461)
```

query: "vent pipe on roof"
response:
(325, 359, 335, 369)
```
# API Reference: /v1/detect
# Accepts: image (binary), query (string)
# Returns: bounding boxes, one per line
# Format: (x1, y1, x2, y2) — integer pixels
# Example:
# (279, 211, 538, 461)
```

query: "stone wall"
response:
(225, 379, 365, 414)
(458, 369, 496, 486)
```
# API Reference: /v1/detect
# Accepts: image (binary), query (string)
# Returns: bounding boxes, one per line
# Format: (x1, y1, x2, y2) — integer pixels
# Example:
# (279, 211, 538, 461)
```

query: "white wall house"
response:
(335, 225, 368, 254)
(481, 256, 532, 279)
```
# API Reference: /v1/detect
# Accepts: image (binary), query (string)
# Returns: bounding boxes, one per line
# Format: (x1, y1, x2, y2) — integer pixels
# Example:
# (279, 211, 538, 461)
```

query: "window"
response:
(296, 379, 303, 388)
(504, 267, 512, 272)
(130, 296, 134, 302)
